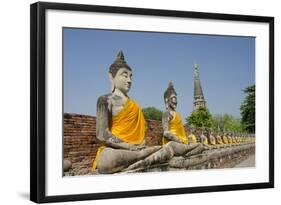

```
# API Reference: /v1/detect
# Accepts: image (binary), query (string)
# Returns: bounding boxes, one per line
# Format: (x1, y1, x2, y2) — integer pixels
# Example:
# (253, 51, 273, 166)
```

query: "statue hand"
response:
(129, 144, 147, 151)
(105, 129, 122, 143)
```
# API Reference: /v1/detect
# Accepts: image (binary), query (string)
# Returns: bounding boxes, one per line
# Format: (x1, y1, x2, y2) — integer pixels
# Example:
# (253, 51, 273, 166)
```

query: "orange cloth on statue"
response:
(92, 98, 146, 171)
(110, 98, 146, 144)
(188, 134, 197, 143)
(162, 112, 188, 145)
(201, 136, 208, 145)
(228, 136, 233, 144)
(223, 135, 229, 144)
(210, 136, 216, 145)
(216, 136, 223, 144)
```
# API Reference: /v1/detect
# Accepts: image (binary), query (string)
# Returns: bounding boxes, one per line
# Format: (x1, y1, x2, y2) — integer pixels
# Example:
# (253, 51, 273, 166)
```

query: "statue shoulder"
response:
(162, 111, 170, 119)
(97, 94, 112, 110)
(162, 110, 173, 121)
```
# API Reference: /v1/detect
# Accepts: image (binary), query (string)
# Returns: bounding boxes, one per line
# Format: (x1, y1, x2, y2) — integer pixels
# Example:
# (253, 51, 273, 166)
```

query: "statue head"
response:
(164, 81, 178, 111)
(108, 51, 132, 94)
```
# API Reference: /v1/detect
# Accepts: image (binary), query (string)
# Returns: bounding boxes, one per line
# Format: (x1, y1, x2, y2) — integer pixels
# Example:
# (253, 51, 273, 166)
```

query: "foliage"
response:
(142, 107, 162, 121)
(185, 106, 214, 128)
(240, 85, 255, 133)
(212, 113, 243, 132)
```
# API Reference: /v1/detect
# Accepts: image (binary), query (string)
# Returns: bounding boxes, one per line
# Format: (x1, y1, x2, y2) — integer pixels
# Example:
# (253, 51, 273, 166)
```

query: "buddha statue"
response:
(208, 128, 217, 146)
(92, 51, 161, 174)
(162, 81, 188, 145)
(187, 125, 197, 144)
(231, 132, 237, 144)
(241, 133, 246, 143)
(234, 132, 239, 143)
(200, 128, 209, 145)
(227, 130, 233, 144)
(238, 133, 242, 143)
(215, 128, 224, 145)
(222, 129, 229, 144)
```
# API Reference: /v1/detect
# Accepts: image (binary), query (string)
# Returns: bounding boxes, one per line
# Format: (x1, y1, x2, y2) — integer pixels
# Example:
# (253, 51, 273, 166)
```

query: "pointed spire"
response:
(193, 63, 207, 111)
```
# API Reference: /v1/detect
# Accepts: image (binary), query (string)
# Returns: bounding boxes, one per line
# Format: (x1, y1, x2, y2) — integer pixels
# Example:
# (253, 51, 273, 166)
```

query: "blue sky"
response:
(63, 28, 255, 119)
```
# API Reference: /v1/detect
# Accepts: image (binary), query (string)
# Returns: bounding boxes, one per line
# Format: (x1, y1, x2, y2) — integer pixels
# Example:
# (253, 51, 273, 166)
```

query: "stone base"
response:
(123, 143, 255, 173)
(64, 143, 255, 176)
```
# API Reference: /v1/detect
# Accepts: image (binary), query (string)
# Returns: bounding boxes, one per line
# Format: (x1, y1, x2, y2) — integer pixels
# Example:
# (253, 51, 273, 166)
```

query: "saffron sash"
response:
(111, 98, 146, 144)
(92, 98, 145, 171)
(163, 112, 188, 145)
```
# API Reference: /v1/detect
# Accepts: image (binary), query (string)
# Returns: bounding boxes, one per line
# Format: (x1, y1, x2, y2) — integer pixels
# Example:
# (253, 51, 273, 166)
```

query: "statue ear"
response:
(108, 72, 115, 92)
(164, 98, 169, 109)
(108, 72, 113, 81)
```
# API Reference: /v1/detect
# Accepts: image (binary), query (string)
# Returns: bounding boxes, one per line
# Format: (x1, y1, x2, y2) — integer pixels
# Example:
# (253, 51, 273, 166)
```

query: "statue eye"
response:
(122, 73, 128, 78)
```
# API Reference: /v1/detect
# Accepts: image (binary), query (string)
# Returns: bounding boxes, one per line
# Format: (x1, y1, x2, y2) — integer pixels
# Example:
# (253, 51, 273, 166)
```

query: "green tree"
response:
(240, 85, 255, 133)
(212, 113, 243, 132)
(186, 106, 214, 128)
(142, 107, 162, 121)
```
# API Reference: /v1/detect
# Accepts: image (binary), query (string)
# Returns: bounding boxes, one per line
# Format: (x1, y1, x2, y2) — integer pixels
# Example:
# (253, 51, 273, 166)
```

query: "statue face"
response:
(109, 67, 132, 94)
(168, 94, 177, 110)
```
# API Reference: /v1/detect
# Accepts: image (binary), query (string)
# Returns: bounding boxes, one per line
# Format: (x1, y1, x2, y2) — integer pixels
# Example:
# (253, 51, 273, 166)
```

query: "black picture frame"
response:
(30, 1, 274, 203)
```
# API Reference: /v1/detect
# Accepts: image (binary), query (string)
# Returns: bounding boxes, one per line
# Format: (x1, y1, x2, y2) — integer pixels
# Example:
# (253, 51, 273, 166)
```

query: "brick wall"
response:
(64, 113, 165, 175)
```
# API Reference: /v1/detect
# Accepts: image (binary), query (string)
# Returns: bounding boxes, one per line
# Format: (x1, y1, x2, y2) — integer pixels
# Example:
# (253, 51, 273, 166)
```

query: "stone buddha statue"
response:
(227, 130, 233, 144)
(208, 128, 217, 146)
(200, 128, 209, 145)
(187, 125, 197, 144)
(231, 132, 237, 144)
(215, 128, 224, 145)
(222, 129, 229, 144)
(238, 133, 242, 143)
(162, 81, 188, 145)
(92, 51, 161, 174)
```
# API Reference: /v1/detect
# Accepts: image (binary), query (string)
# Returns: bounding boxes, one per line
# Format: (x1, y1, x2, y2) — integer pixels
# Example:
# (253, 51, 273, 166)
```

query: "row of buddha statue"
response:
(187, 128, 255, 146)
(92, 51, 255, 174)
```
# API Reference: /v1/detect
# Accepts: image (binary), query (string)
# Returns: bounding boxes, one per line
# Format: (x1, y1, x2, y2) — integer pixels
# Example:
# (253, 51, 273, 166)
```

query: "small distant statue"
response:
(215, 127, 224, 145)
(222, 129, 229, 144)
(231, 131, 237, 144)
(187, 125, 197, 143)
(200, 128, 208, 145)
(208, 128, 217, 146)
(227, 130, 233, 144)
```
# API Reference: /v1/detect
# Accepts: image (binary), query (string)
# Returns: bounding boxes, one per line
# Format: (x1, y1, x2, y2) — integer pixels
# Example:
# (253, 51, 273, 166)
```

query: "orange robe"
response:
(92, 98, 146, 171)
(162, 112, 188, 145)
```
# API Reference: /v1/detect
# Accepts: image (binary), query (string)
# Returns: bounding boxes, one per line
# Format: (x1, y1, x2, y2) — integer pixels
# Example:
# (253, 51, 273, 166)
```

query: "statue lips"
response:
(124, 82, 131, 91)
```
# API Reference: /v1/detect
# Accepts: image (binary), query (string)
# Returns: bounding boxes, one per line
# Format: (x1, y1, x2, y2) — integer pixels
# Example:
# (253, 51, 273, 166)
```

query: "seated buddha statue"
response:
(123, 82, 206, 171)
(200, 128, 209, 145)
(222, 129, 229, 144)
(187, 125, 197, 144)
(241, 134, 246, 143)
(227, 130, 233, 144)
(237, 133, 242, 143)
(235, 133, 239, 144)
(161, 82, 206, 155)
(92, 51, 161, 174)
(231, 132, 237, 144)
(208, 128, 217, 146)
(215, 129, 224, 145)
